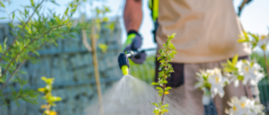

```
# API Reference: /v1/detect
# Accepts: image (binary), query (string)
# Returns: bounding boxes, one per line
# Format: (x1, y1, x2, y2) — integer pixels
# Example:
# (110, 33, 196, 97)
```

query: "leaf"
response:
(41, 104, 47, 109)
(0, 17, 6, 19)
(165, 87, 172, 90)
(151, 82, 159, 86)
(102, 17, 109, 22)
(71, 8, 76, 13)
(12, 12, 15, 20)
(64, 8, 69, 16)
(232, 54, 238, 65)
(156, 87, 163, 91)
(98, 44, 108, 53)
(0, 1, 5, 8)
(30, 0, 35, 6)
(104, 6, 110, 12)
(237, 38, 249, 43)
(243, 31, 249, 39)
(0, 44, 2, 53)
(151, 103, 158, 107)
(50, 0, 59, 6)
(227, 59, 233, 66)
(261, 44, 267, 51)
(162, 109, 169, 113)
(249, 33, 259, 42)
(49, 96, 62, 102)
(38, 88, 45, 93)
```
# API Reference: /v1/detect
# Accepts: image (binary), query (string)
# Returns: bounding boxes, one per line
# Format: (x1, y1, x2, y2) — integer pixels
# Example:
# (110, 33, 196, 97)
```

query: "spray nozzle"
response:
(118, 53, 130, 75)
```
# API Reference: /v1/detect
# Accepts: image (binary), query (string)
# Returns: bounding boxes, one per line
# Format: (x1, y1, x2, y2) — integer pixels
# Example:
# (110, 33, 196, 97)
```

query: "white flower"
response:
(236, 60, 265, 86)
(195, 68, 228, 105)
(224, 72, 240, 87)
(257, 36, 269, 47)
(195, 70, 213, 105)
(225, 96, 264, 115)
(207, 68, 227, 98)
(225, 96, 249, 115)
(249, 100, 265, 115)
(195, 70, 207, 89)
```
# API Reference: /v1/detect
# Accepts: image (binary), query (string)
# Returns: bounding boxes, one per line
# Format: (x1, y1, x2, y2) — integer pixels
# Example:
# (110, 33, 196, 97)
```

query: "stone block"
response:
(82, 53, 93, 66)
(63, 33, 80, 51)
(74, 68, 88, 82)
(70, 55, 84, 69)
(0, 105, 8, 115)
(10, 100, 27, 115)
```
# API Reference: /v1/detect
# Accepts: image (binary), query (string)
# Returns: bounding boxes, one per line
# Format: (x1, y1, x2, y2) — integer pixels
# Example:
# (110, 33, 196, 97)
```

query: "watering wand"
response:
(118, 48, 156, 76)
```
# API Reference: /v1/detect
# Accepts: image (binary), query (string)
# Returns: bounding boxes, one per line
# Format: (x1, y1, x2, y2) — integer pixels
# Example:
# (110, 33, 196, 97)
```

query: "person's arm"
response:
(124, 0, 143, 32)
(122, 0, 146, 64)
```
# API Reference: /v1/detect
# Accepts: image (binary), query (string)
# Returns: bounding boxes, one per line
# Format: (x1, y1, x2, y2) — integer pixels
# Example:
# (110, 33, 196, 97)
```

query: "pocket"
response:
(167, 63, 184, 88)
(154, 58, 184, 88)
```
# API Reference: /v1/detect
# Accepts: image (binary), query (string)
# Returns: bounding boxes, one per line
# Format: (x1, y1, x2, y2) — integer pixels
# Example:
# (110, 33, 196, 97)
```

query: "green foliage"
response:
(238, 31, 269, 51)
(251, 53, 269, 75)
(222, 54, 239, 73)
(222, 54, 248, 81)
(38, 77, 61, 115)
(151, 33, 176, 115)
(0, 0, 81, 107)
(128, 55, 155, 84)
(98, 44, 108, 53)
(238, 30, 269, 78)
(77, 1, 112, 53)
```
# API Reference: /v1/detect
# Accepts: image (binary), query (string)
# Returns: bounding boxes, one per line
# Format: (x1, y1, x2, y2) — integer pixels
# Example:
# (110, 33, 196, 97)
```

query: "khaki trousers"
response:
(155, 56, 258, 115)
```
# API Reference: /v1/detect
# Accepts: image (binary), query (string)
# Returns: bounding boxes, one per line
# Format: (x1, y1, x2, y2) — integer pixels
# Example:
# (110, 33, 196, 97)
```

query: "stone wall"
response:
(0, 18, 123, 115)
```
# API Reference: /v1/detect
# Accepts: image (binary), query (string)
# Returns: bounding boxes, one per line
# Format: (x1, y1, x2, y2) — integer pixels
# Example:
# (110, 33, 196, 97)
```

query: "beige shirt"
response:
(156, 0, 250, 63)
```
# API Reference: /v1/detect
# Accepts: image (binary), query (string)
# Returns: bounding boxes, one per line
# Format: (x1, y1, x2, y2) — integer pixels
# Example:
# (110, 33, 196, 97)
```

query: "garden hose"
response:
(118, 48, 156, 75)
(118, 53, 130, 75)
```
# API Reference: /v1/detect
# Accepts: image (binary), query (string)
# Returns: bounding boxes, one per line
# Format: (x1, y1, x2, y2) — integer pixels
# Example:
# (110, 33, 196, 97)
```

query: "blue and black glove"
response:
(123, 30, 146, 64)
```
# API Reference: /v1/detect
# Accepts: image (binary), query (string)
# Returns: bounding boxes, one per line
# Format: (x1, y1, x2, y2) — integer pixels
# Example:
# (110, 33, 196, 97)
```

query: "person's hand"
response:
(123, 30, 146, 64)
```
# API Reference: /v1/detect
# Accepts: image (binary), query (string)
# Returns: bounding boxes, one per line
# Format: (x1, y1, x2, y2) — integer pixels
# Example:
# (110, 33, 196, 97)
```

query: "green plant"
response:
(78, 4, 113, 53)
(151, 33, 176, 115)
(0, 0, 81, 107)
(128, 55, 156, 84)
(77, 2, 113, 115)
(238, 31, 269, 76)
(38, 77, 61, 115)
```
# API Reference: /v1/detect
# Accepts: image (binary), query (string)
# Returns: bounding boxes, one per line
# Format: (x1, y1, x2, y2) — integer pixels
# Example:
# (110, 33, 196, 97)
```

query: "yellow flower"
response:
(40, 104, 47, 109)
(49, 111, 57, 115)
(164, 91, 169, 95)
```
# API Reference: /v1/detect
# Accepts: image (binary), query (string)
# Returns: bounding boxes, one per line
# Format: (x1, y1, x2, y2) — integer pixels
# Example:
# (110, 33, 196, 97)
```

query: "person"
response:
(122, 0, 258, 115)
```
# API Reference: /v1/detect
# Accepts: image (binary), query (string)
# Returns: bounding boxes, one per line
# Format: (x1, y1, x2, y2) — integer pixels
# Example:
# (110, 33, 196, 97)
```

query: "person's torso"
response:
(156, 0, 250, 63)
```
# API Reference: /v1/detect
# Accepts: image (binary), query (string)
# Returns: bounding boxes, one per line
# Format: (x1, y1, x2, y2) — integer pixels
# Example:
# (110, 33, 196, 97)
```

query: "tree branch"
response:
(0, 0, 45, 62)
(0, 33, 62, 91)
(0, 24, 64, 80)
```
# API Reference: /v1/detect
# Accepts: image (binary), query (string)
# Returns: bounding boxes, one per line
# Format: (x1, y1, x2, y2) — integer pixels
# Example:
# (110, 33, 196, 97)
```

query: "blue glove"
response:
(123, 30, 146, 64)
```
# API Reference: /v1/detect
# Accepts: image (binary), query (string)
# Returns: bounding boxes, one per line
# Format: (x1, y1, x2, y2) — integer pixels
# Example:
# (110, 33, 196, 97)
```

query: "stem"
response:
(0, 60, 25, 91)
(159, 48, 169, 115)
(161, 85, 166, 105)
(263, 50, 269, 77)
(0, 0, 45, 62)
(90, 20, 104, 115)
